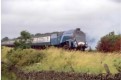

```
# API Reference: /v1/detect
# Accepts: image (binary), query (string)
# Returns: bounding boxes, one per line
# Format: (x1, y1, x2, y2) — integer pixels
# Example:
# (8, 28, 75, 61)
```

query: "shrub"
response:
(96, 32, 121, 52)
(114, 58, 121, 72)
(1, 62, 17, 80)
(14, 31, 32, 49)
(6, 49, 45, 66)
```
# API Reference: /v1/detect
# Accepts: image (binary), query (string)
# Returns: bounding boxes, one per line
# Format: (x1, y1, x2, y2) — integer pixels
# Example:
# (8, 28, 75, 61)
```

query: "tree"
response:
(96, 32, 121, 52)
(35, 33, 42, 36)
(14, 31, 32, 49)
(114, 35, 121, 51)
(1, 37, 9, 42)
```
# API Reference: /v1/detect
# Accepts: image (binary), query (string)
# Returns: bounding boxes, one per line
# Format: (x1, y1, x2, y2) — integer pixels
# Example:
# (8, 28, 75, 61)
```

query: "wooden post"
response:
(104, 64, 110, 74)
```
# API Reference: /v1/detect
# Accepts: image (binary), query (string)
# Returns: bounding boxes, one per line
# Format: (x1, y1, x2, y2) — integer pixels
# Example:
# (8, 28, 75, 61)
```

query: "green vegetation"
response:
(1, 46, 121, 75)
(1, 62, 17, 80)
(14, 30, 32, 49)
(1, 47, 17, 80)
(1, 46, 12, 63)
(114, 58, 121, 72)
(7, 48, 45, 66)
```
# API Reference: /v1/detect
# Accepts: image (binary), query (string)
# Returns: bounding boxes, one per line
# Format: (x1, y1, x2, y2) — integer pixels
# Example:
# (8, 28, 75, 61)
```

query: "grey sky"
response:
(1, 0, 121, 48)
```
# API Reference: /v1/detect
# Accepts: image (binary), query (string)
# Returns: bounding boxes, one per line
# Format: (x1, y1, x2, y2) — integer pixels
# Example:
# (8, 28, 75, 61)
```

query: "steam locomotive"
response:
(2, 28, 87, 51)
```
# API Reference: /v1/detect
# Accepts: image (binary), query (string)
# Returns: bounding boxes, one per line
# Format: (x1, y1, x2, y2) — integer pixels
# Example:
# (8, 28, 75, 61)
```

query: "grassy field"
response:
(1, 46, 121, 75)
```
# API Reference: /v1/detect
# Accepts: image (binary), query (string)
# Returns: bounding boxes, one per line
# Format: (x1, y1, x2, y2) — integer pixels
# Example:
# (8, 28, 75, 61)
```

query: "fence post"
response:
(104, 64, 110, 74)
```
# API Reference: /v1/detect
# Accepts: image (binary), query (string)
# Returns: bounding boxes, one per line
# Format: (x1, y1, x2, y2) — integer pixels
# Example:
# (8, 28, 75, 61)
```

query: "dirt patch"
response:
(9, 66, 121, 80)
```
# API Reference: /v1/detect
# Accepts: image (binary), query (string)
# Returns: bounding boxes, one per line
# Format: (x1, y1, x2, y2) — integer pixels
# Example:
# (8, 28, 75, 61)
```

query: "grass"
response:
(1, 73, 17, 80)
(1, 46, 12, 63)
(1, 75, 9, 80)
(1, 46, 121, 74)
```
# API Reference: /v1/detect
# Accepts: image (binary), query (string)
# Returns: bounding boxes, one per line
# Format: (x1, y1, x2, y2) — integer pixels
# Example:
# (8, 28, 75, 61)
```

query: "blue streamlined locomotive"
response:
(2, 28, 87, 51)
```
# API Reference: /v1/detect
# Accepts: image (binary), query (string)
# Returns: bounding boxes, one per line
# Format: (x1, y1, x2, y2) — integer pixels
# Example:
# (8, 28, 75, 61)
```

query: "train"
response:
(1, 28, 87, 51)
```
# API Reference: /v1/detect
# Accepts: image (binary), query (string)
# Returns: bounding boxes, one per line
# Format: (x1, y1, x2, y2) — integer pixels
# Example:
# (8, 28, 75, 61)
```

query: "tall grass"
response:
(1, 46, 12, 63)
(23, 47, 121, 74)
(1, 46, 121, 74)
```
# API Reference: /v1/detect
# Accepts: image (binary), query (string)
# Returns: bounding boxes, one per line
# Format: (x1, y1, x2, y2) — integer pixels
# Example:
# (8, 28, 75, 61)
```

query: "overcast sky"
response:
(1, 0, 121, 48)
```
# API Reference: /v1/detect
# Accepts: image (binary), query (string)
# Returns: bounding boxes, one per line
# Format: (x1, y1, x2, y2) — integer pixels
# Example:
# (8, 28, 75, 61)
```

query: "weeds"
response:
(114, 58, 121, 72)
(1, 47, 121, 74)
(6, 48, 45, 66)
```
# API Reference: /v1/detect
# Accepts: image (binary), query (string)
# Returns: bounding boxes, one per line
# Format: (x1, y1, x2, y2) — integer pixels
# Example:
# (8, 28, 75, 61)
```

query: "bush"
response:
(1, 62, 17, 80)
(14, 30, 32, 49)
(6, 49, 45, 66)
(114, 58, 121, 72)
(96, 32, 121, 52)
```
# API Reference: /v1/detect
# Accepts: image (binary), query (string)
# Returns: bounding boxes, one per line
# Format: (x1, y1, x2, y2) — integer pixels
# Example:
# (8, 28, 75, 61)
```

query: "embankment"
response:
(6, 64, 121, 80)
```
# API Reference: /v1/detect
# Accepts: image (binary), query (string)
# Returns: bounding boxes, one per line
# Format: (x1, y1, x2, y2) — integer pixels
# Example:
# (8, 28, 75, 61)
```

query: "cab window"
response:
(62, 36, 72, 42)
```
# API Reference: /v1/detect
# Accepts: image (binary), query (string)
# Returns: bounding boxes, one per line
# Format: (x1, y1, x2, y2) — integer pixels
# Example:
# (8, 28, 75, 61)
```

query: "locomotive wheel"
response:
(63, 42, 69, 49)
(81, 46, 85, 51)
(63, 45, 69, 49)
